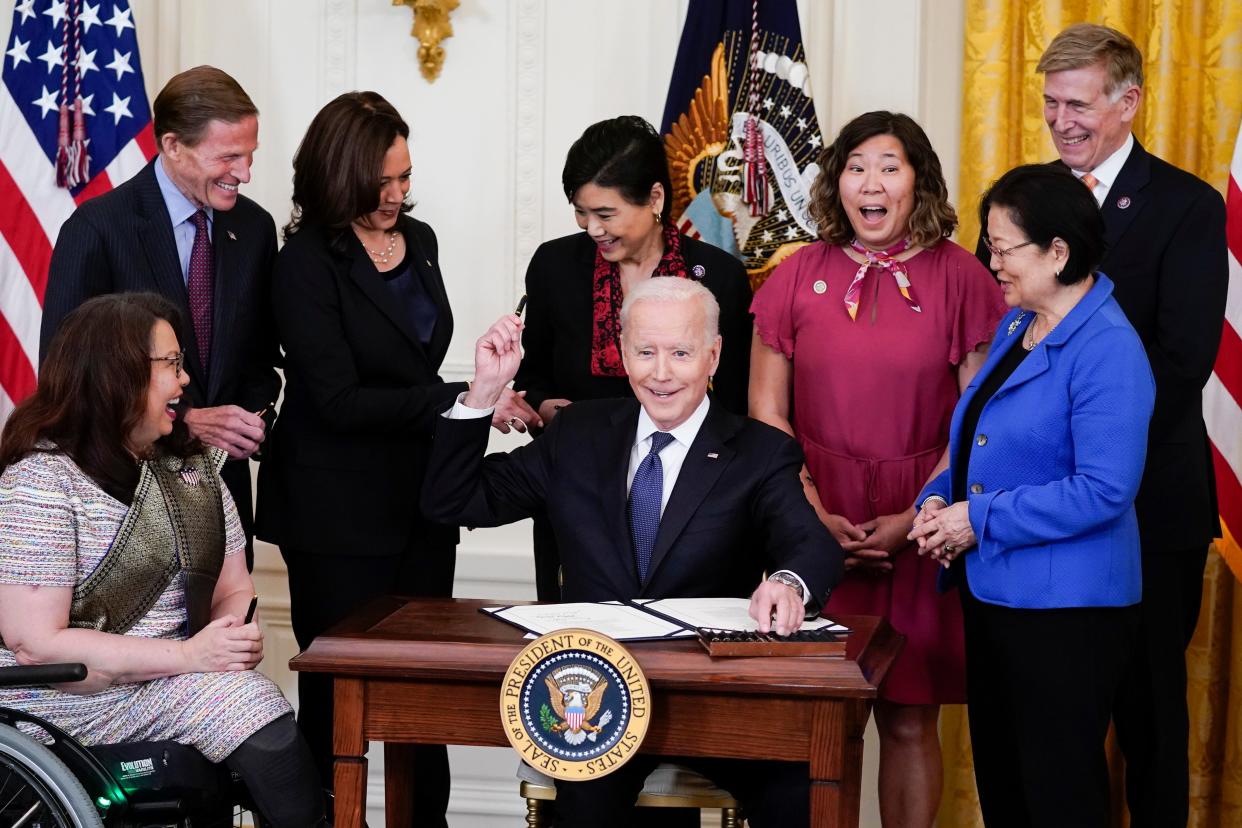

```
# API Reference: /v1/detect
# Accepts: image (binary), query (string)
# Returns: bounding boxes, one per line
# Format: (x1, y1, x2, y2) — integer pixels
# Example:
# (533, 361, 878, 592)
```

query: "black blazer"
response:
(513, 232, 753, 415)
(41, 158, 280, 535)
(255, 215, 466, 558)
(421, 398, 843, 606)
(975, 141, 1228, 550)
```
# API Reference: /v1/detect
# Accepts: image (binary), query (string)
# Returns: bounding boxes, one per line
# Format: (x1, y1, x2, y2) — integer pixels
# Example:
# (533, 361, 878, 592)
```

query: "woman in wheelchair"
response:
(0, 293, 326, 827)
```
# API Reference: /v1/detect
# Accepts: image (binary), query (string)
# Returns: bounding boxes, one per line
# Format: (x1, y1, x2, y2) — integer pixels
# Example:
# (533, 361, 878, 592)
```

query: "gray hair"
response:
(619, 277, 720, 344)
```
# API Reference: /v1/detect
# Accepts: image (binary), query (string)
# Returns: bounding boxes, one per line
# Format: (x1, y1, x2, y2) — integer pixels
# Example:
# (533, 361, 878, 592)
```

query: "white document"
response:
(483, 597, 850, 641)
(637, 597, 850, 634)
(482, 601, 696, 641)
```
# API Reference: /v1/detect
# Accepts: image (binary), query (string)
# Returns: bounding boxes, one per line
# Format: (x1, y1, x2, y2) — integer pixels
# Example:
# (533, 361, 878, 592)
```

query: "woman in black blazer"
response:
(255, 91, 534, 826)
(514, 115, 752, 601)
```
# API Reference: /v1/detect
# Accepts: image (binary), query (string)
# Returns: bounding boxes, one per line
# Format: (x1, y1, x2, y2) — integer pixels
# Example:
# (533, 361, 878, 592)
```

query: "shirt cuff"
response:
(444, 392, 494, 420)
(771, 569, 811, 606)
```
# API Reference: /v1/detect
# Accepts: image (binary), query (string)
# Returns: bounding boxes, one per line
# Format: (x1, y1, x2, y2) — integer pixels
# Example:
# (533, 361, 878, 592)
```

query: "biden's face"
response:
(621, 297, 721, 432)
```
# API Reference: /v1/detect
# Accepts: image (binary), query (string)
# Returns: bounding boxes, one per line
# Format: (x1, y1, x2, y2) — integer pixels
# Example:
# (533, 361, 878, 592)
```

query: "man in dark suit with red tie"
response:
(40, 66, 280, 563)
(975, 25, 1228, 826)
(423, 276, 843, 828)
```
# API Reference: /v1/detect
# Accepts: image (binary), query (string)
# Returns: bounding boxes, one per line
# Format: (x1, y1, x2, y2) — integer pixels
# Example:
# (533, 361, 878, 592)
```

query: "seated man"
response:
(422, 277, 844, 828)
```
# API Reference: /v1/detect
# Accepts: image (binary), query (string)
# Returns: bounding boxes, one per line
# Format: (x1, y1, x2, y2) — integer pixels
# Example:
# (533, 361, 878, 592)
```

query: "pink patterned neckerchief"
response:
(843, 238, 921, 320)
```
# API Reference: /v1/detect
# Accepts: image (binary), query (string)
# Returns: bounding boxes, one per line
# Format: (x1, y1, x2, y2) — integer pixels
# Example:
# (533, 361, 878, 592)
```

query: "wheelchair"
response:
(0, 662, 268, 827)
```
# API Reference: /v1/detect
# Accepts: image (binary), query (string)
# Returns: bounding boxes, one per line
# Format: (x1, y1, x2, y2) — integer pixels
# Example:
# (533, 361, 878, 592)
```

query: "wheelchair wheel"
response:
(0, 723, 103, 828)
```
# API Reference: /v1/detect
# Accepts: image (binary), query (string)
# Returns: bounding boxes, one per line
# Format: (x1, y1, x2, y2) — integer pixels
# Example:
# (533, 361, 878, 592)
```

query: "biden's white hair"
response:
(619, 277, 720, 344)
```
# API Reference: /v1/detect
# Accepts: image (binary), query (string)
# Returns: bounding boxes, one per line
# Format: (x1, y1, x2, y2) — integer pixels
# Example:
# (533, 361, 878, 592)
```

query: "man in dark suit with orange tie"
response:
(975, 25, 1228, 826)
(423, 276, 843, 828)
(41, 66, 280, 563)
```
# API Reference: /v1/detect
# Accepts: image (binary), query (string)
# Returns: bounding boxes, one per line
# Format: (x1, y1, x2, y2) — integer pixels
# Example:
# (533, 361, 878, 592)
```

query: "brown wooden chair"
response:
(517, 761, 744, 827)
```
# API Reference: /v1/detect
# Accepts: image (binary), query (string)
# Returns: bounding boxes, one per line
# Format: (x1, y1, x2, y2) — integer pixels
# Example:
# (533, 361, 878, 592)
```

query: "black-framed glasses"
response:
(983, 238, 1036, 261)
(150, 352, 185, 378)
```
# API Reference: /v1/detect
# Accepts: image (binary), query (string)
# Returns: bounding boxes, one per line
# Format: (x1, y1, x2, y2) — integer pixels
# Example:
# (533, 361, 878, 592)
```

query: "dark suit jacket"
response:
(40, 158, 280, 539)
(256, 215, 466, 561)
(975, 141, 1228, 550)
(421, 398, 842, 606)
(513, 232, 753, 415)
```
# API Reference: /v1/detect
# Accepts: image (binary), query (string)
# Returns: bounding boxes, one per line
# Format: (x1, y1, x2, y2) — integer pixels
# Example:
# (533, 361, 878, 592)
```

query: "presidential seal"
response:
(500, 628, 650, 781)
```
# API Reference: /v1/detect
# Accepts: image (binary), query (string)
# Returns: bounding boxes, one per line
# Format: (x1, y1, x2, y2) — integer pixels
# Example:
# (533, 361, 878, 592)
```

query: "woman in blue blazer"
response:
(908, 164, 1154, 827)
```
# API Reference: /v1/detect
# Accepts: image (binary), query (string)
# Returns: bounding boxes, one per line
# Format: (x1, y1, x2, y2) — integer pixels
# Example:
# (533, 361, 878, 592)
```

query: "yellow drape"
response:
(946, 2, 1242, 825)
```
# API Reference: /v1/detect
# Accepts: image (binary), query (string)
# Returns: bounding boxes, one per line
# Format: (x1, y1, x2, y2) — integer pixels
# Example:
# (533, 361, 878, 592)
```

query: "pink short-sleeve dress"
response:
(752, 239, 1005, 703)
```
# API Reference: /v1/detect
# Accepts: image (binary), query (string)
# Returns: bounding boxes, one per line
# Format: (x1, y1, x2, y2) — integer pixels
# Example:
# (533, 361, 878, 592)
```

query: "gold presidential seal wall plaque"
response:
(500, 628, 650, 780)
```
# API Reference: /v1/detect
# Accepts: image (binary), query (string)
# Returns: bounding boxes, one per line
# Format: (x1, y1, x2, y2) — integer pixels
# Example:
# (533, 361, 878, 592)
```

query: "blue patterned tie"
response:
(629, 431, 674, 582)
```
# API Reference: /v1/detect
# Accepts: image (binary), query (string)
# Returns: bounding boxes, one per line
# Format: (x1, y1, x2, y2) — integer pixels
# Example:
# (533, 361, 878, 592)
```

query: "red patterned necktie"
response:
(844, 238, 921, 320)
(187, 210, 213, 372)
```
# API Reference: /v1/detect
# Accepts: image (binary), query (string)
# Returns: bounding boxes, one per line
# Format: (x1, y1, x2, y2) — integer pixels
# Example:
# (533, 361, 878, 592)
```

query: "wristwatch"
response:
(767, 571, 805, 602)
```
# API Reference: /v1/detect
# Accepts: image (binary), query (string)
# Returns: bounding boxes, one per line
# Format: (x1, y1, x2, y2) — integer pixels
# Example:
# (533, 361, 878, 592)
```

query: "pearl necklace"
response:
(361, 231, 399, 266)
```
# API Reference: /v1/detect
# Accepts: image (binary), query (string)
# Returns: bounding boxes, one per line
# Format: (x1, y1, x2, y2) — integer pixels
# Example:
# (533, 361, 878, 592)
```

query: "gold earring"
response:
(653, 210, 661, 226)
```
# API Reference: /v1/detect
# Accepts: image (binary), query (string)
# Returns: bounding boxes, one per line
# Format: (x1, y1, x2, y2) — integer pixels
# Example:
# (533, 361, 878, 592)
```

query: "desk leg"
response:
(384, 743, 416, 827)
(334, 677, 368, 828)
(808, 699, 869, 828)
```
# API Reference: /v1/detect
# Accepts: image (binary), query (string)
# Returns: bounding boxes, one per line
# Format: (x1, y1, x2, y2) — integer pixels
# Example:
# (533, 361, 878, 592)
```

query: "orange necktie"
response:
(1081, 172, 1099, 191)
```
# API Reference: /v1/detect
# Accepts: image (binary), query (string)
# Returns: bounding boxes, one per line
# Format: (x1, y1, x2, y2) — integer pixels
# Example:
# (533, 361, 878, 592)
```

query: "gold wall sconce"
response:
(393, 0, 460, 82)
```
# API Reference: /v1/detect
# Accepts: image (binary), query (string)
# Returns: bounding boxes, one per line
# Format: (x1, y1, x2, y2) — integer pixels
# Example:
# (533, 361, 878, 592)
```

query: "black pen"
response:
(514, 294, 528, 317)
(244, 595, 258, 624)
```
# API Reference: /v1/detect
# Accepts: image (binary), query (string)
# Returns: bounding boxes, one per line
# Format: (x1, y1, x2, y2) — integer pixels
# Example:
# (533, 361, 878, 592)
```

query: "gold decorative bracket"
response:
(393, 0, 460, 82)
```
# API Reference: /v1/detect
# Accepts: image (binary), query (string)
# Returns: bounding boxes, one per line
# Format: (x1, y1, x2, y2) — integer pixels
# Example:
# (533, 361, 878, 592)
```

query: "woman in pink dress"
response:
(750, 111, 1005, 827)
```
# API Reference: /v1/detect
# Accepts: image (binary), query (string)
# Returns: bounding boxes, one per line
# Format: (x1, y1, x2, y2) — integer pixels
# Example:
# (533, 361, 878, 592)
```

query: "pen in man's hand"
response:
(515, 294, 528, 317)
(254, 401, 276, 419)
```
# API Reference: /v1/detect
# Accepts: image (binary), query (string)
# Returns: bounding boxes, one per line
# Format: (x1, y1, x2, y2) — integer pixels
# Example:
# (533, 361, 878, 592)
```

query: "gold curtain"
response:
(945, 2, 1242, 825)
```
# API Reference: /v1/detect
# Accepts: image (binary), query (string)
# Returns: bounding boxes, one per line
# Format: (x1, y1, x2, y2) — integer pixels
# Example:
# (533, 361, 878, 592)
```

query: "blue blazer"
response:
(918, 274, 1154, 609)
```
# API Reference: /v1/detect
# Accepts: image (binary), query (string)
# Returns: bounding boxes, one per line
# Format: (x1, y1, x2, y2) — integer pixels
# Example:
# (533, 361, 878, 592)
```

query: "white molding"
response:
(322, 0, 357, 97)
(510, 0, 545, 291)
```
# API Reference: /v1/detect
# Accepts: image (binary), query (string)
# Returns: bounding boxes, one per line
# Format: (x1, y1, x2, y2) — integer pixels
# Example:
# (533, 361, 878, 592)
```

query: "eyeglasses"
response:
(983, 238, 1037, 261)
(150, 352, 185, 378)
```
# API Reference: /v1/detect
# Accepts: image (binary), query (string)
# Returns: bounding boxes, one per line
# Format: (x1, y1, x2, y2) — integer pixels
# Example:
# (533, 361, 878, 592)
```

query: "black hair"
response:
(561, 115, 672, 221)
(979, 164, 1105, 285)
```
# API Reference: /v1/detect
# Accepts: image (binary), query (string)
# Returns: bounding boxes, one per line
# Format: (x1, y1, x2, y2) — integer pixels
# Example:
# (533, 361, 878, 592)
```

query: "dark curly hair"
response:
(808, 111, 956, 248)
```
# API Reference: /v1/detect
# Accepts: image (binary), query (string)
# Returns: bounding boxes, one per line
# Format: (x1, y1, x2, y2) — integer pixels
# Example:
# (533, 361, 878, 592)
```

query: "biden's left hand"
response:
(749, 580, 804, 636)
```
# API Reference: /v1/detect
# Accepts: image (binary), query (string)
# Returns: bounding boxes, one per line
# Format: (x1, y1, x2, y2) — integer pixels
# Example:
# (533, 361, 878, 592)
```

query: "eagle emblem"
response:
(541, 666, 614, 746)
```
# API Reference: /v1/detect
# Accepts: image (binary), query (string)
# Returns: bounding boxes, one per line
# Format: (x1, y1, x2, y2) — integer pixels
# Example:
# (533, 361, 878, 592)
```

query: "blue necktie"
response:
(629, 431, 674, 582)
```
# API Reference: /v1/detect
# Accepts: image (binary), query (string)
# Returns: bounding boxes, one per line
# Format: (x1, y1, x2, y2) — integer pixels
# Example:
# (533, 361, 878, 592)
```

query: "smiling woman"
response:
(0, 292, 325, 828)
(749, 110, 1006, 828)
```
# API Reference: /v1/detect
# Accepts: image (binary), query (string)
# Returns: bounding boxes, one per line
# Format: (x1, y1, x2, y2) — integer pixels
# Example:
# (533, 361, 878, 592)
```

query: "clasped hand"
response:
(907, 500, 976, 567)
(464, 314, 542, 433)
(183, 405, 265, 459)
(181, 615, 263, 673)
(827, 510, 915, 573)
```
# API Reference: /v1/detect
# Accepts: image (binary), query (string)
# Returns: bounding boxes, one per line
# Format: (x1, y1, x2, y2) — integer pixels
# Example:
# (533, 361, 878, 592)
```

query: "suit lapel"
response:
(601, 402, 642, 588)
(134, 164, 203, 399)
(1100, 141, 1151, 253)
(645, 403, 738, 589)
(405, 224, 453, 369)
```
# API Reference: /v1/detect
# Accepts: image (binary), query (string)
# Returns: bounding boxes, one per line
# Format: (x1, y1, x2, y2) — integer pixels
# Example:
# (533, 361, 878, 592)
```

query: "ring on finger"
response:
(505, 417, 517, 427)
(944, 544, 957, 555)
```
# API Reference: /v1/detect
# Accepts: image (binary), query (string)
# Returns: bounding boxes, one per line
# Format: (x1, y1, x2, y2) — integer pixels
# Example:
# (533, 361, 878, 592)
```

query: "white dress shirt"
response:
(445, 393, 810, 603)
(1071, 132, 1133, 207)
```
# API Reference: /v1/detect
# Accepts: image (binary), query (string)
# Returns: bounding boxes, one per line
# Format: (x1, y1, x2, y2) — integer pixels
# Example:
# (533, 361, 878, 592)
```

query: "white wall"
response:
(1, 1, 965, 824)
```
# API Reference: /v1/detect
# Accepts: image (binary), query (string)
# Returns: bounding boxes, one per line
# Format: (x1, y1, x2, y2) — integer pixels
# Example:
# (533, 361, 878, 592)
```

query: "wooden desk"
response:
(290, 597, 901, 828)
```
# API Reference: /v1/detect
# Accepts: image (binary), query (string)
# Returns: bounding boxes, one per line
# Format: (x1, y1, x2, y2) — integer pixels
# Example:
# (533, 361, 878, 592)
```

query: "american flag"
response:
(0, 0, 155, 422)
(1206, 120, 1242, 580)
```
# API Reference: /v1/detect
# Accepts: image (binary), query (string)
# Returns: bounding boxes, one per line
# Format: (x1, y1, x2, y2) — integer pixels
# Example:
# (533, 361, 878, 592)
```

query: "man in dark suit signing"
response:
(976, 25, 1228, 827)
(423, 276, 844, 827)
(41, 66, 280, 562)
